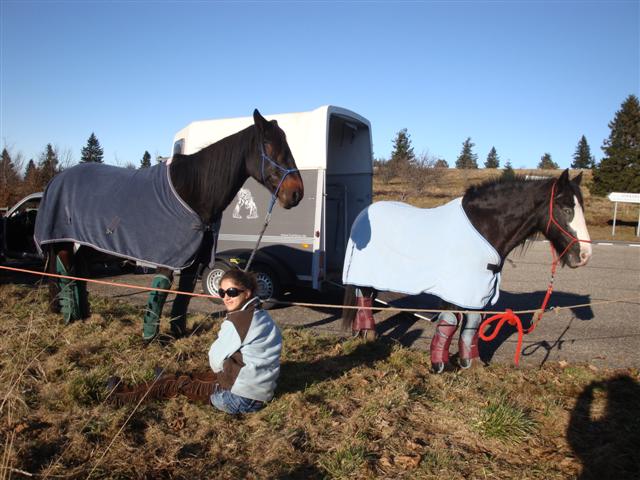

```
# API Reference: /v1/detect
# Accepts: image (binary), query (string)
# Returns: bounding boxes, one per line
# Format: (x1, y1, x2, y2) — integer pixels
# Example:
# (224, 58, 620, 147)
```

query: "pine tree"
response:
(501, 160, 515, 179)
(23, 159, 40, 194)
(140, 150, 151, 168)
(537, 153, 559, 170)
(455, 137, 478, 169)
(571, 135, 595, 169)
(80, 132, 104, 163)
(434, 158, 449, 168)
(389, 128, 415, 173)
(591, 94, 640, 195)
(38, 144, 60, 187)
(1, 148, 22, 206)
(484, 146, 500, 168)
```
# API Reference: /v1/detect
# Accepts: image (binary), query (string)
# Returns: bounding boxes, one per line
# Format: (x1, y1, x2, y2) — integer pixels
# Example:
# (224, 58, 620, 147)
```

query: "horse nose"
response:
(579, 245, 592, 265)
(292, 189, 302, 205)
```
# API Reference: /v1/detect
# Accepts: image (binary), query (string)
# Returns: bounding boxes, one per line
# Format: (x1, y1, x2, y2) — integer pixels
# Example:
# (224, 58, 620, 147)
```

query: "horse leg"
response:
(52, 243, 84, 324)
(169, 261, 201, 338)
(143, 267, 173, 343)
(458, 312, 482, 369)
(75, 247, 90, 319)
(46, 245, 61, 314)
(353, 287, 377, 341)
(430, 311, 462, 374)
(169, 232, 215, 339)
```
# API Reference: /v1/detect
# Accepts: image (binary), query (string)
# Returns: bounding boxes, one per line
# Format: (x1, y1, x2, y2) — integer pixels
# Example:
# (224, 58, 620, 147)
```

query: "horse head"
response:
(248, 109, 304, 209)
(544, 169, 592, 268)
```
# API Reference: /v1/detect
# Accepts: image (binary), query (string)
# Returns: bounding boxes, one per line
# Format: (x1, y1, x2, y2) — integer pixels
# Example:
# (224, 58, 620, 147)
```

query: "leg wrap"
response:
(143, 275, 171, 341)
(458, 313, 481, 368)
(430, 312, 461, 372)
(353, 293, 375, 333)
(56, 256, 82, 325)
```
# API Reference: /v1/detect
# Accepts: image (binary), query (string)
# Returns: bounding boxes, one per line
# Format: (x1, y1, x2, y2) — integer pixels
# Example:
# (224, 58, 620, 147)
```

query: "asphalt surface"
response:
(2, 240, 639, 369)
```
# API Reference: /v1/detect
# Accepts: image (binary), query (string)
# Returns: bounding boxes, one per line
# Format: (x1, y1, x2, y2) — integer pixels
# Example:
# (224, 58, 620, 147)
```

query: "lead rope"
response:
(479, 180, 592, 365)
(244, 145, 298, 272)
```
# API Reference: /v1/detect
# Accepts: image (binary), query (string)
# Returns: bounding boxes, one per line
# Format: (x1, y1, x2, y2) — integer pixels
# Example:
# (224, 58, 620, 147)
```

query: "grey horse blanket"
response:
(342, 198, 502, 309)
(34, 162, 214, 270)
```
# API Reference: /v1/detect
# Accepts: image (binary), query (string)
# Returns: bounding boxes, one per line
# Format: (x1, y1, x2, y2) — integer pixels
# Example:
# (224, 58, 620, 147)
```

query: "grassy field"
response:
(373, 168, 639, 242)
(1, 284, 639, 479)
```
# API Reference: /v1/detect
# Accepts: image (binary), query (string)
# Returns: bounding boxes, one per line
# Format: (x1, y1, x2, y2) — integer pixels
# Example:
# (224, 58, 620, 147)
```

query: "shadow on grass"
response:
(277, 338, 394, 396)
(567, 374, 640, 479)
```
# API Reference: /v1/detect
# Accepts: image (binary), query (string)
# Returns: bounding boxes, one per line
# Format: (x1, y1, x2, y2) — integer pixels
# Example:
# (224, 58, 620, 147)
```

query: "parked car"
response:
(1, 192, 44, 263)
(1, 192, 132, 273)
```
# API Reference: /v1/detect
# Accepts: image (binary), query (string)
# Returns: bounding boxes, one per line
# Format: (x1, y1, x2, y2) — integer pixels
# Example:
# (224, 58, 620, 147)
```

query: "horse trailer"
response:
(171, 105, 373, 302)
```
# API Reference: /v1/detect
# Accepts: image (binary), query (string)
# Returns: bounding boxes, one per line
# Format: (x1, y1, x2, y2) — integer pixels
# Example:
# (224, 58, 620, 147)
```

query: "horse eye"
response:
(563, 207, 573, 216)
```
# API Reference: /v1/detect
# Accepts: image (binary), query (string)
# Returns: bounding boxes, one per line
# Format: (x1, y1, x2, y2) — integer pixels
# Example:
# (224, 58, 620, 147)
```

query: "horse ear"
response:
(558, 168, 570, 186)
(253, 109, 269, 136)
(573, 172, 583, 186)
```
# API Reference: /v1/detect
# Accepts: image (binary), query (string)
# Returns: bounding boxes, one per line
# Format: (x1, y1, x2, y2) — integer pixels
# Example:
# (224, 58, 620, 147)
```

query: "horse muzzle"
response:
(565, 243, 592, 268)
(277, 175, 304, 209)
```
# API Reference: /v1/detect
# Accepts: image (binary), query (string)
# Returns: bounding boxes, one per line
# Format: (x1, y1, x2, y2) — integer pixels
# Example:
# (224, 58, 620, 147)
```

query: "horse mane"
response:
(170, 125, 257, 222)
(462, 174, 554, 257)
(463, 174, 550, 200)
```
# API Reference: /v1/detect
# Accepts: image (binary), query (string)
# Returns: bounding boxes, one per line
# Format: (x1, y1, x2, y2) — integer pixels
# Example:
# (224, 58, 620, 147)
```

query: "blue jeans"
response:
(210, 387, 264, 414)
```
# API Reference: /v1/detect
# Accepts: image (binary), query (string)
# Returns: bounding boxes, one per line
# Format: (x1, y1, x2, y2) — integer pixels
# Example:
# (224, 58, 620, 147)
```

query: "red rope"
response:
(479, 309, 524, 365)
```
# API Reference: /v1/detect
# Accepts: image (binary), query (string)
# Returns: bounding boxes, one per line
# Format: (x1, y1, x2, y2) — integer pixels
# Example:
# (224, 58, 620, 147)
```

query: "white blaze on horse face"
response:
(570, 195, 592, 266)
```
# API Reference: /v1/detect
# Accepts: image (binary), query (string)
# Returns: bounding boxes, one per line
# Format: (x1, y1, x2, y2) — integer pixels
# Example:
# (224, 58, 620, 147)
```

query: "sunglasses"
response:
(218, 287, 246, 298)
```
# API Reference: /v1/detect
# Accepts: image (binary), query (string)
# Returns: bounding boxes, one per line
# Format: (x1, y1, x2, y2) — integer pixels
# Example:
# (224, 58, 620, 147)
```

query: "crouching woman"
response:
(208, 269, 282, 414)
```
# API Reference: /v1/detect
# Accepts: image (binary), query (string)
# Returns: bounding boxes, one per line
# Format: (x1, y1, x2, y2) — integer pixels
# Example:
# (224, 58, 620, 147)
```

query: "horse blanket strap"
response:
(34, 162, 213, 270)
(342, 198, 502, 309)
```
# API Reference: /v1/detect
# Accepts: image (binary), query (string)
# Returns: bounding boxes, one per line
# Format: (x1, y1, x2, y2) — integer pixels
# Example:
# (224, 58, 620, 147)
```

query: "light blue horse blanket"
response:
(342, 198, 502, 309)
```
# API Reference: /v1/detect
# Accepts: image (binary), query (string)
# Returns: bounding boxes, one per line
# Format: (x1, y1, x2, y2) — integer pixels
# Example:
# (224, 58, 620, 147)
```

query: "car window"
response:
(10, 199, 40, 217)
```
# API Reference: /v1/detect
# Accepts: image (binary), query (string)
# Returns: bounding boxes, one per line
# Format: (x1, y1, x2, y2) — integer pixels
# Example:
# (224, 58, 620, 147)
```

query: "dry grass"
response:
(374, 168, 640, 242)
(1, 284, 639, 479)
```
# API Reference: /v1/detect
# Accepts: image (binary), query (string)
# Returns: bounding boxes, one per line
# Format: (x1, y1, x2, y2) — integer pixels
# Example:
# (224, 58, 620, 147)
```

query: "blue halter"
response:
(244, 144, 299, 272)
(260, 144, 299, 213)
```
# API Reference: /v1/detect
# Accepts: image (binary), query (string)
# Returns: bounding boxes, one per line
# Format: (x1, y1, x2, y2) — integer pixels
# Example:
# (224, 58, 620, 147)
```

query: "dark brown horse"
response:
(35, 109, 303, 342)
(342, 170, 591, 372)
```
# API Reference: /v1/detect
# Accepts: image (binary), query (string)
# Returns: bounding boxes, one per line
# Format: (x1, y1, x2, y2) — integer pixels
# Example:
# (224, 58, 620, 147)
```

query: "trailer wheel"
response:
(201, 261, 229, 304)
(252, 264, 281, 309)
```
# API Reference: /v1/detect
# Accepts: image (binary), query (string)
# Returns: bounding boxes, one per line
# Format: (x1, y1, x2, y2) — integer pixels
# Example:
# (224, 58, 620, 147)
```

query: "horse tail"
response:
(341, 284, 357, 331)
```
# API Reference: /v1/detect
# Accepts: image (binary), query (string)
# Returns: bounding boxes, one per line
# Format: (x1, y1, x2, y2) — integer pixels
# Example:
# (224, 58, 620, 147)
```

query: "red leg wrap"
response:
(353, 296, 375, 332)
(430, 316, 460, 365)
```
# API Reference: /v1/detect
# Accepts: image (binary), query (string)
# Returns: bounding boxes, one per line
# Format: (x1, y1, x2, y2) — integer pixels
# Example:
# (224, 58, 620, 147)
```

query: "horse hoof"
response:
(431, 362, 446, 374)
(353, 329, 377, 342)
(458, 358, 472, 369)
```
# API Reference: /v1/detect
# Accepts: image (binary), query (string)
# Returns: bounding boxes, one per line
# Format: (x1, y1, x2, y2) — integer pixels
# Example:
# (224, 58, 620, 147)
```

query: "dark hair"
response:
(220, 269, 258, 295)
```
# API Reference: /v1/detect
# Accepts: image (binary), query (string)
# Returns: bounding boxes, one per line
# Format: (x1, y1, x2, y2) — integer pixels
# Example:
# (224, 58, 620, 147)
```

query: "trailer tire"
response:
(201, 261, 230, 304)
(252, 264, 281, 310)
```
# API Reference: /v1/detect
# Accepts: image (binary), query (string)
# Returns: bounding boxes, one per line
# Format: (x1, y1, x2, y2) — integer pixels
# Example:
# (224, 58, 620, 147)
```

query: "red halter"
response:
(479, 180, 592, 365)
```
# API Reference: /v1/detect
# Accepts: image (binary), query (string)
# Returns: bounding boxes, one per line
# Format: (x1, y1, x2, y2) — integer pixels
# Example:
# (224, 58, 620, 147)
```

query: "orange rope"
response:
(478, 309, 524, 365)
(0, 264, 221, 299)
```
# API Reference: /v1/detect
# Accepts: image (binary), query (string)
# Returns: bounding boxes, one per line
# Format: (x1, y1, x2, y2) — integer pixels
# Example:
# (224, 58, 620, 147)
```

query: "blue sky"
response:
(1, 1, 638, 170)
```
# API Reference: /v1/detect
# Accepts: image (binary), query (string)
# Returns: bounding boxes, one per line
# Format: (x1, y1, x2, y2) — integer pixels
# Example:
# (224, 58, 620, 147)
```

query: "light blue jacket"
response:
(208, 298, 282, 402)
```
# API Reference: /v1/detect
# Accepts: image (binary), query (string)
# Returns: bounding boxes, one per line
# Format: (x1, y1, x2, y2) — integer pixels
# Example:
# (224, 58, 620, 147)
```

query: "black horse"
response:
(342, 169, 591, 372)
(35, 109, 303, 342)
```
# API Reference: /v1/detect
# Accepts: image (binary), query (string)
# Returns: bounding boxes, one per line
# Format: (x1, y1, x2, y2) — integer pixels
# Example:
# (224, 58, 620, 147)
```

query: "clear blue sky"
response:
(1, 1, 638, 170)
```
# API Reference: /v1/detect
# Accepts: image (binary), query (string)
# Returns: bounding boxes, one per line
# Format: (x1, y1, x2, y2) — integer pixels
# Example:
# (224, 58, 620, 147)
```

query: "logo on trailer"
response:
(232, 188, 259, 219)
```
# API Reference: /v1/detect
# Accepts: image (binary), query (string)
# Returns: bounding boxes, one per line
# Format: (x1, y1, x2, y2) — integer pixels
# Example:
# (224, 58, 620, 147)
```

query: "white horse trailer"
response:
(171, 105, 373, 302)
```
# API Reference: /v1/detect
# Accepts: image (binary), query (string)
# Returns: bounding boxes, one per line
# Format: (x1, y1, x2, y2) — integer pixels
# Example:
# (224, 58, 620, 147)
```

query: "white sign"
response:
(608, 192, 640, 204)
